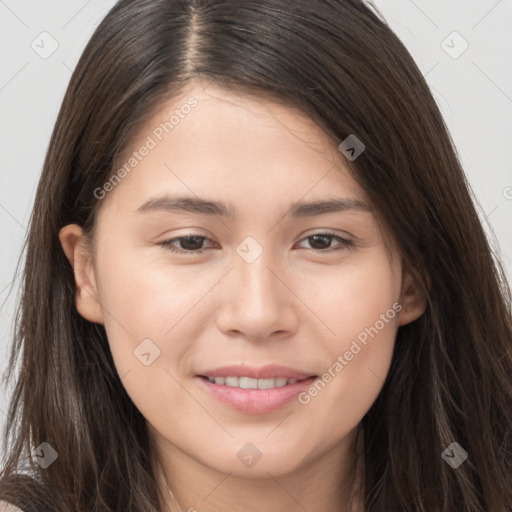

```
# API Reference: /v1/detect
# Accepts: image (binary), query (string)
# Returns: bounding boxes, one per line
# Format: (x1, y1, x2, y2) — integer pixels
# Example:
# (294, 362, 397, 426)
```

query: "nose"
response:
(215, 251, 299, 341)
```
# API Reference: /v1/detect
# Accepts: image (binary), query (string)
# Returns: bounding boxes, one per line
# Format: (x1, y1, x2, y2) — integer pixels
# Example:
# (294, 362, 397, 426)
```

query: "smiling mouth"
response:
(198, 375, 317, 390)
(196, 374, 319, 414)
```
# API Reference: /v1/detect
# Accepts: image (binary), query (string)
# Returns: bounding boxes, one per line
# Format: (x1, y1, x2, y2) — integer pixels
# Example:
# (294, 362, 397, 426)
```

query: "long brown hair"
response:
(1, 1, 511, 510)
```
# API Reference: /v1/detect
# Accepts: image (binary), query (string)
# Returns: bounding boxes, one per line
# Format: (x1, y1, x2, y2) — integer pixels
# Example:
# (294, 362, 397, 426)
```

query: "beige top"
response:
(0, 500, 24, 512)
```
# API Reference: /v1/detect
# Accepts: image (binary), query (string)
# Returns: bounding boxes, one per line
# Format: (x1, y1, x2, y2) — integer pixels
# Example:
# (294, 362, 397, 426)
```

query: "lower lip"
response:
(196, 376, 317, 414)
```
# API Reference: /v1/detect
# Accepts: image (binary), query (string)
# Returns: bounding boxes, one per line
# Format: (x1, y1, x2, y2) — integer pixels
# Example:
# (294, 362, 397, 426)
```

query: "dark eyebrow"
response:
(289, 197, 372, 216)
(136, 196, 236, 217)
(136, 195, 372, 218)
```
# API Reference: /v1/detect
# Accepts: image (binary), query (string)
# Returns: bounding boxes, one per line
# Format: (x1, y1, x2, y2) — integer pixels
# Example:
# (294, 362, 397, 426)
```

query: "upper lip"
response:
(198, 364, 317, 380)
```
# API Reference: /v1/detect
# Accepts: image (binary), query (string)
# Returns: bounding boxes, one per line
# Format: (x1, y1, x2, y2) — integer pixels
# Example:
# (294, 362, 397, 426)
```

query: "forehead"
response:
(99, 82, 368, 216)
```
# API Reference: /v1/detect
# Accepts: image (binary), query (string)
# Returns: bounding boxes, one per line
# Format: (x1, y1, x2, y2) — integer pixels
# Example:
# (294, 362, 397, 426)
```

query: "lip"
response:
(195, 365, 318, 414)
(197, 364, 315, 380)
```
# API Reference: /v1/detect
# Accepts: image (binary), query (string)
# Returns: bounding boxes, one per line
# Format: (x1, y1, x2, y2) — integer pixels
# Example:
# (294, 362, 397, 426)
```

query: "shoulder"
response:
(0, 500, 25, 512)
(0, 473, 49, 512)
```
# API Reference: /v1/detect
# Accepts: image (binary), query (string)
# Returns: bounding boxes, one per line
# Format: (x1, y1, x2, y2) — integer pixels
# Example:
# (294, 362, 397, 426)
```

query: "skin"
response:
(60, 80, 426, 512)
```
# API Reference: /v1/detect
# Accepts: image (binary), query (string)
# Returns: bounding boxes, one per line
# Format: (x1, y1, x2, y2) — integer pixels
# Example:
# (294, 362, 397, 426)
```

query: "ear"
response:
(397, 266, 427, 326)
(59, 224, 104, 324)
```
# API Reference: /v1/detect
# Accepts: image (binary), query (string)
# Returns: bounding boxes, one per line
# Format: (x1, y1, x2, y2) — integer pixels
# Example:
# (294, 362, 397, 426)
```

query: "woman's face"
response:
(61, 81, 425, 479)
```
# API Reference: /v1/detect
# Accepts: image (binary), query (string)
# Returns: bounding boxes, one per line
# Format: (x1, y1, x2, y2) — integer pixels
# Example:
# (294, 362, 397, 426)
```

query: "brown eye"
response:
(157, 231, 353, 255)
(158, 235, 213, 253)
(297, 232, 353, 252)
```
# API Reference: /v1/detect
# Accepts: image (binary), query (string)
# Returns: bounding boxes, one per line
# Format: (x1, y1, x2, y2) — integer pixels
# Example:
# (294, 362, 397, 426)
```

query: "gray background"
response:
(1, 0, 511, 435)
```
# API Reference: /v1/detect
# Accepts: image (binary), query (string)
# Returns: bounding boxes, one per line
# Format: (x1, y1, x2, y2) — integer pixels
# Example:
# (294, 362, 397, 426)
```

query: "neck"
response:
(150, 424, 365, 512)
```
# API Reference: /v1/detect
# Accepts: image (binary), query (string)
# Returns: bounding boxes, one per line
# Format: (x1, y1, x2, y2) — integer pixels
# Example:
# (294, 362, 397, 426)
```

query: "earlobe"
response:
(397, 266, 428, 326)
(58, 224, 104, 324)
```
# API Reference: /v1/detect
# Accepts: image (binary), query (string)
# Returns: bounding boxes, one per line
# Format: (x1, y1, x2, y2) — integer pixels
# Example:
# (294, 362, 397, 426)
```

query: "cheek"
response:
(314, 248, 400, 344)
(92, 243, 199, 375)
(95, 238, 211, 332)
(93, 246, 209, 429)
(297, 250, 400, 429)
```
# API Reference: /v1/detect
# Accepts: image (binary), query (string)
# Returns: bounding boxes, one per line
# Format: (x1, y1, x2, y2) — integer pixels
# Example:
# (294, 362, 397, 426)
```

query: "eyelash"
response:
(157, 231, 354, 255)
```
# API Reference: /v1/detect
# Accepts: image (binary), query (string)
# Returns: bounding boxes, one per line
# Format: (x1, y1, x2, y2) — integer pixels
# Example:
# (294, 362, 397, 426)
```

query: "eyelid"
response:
(295, 231, 354, 251)
(157, 230, 354, 254)
(300, 227, 353, 241)
(157, 233, 216, 253)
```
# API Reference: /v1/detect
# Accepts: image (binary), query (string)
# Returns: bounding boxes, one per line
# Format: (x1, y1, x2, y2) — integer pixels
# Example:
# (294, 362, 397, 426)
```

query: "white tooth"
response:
(239, 377, 259, 389)
(257, 378, 277, 389)
(214, 376, 297, 389)
(225, 376, 239, 387)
